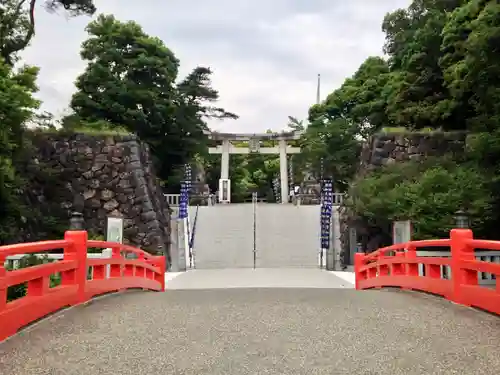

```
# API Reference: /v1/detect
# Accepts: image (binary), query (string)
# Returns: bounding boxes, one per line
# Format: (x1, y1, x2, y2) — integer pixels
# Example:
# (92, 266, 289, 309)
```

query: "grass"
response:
(33, 126, 132, 137)
(69, 127, 132, 136)
(380, 126, 438, 134)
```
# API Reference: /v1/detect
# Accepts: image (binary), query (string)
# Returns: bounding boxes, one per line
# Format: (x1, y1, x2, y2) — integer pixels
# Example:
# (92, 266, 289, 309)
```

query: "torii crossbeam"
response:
(205, 130, 302, 204)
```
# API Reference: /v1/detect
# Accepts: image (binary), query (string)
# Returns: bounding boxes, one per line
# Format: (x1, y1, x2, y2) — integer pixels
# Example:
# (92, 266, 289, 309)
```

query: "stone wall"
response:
(358, 131, 466, 173)
(27, 131, 171, 256)
(338, 131, 466, 267)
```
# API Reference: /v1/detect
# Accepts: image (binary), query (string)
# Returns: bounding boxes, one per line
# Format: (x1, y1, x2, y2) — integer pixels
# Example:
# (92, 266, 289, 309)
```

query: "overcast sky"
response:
(21, 0, 411, 133)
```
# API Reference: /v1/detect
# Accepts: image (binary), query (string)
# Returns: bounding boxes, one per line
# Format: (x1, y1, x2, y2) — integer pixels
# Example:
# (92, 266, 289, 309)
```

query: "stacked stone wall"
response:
(26, 131, 171, 255)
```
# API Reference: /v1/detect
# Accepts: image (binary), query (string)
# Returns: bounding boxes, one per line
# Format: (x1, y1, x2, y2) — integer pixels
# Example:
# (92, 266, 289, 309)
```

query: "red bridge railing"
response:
(355, 228, 500, 315)
(0, 230, 166, 342)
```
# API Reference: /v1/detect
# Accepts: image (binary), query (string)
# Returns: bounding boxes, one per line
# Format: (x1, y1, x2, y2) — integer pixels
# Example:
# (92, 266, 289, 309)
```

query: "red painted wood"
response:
(0, 231, 166, 342)
(356, 229, 500, 315)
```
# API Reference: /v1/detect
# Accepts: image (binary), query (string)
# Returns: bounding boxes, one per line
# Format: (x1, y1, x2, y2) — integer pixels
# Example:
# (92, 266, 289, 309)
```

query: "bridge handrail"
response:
(0, 230, 166, 342)
(364, 239, 451, 260)
(87, 240, 158, 260)
(355, 229, 500, 315)
(0, 240, 72, 258)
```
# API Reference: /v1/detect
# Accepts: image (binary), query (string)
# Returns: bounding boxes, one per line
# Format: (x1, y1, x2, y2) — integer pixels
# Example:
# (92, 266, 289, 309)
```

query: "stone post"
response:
(220, 139, 230, 180)
(279, 139, 289, 204)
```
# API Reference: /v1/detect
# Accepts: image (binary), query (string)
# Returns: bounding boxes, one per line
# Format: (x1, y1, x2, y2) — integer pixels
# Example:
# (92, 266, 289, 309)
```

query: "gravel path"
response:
(1, 288, 499, 375)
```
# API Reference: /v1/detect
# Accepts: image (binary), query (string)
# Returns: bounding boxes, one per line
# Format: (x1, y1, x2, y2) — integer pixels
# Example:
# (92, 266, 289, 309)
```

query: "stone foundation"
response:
(27, 131, 171, 256)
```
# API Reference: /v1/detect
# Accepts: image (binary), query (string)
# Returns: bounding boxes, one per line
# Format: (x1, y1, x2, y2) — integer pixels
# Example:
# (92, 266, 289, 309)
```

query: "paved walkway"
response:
(165, 268, 355, 289)
(1, 271, 499, 375)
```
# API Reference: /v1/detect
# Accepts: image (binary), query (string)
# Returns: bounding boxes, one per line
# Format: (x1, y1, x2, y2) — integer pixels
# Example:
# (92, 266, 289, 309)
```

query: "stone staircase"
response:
(192, 204, 321, 269)
(255, 204, 320, 268)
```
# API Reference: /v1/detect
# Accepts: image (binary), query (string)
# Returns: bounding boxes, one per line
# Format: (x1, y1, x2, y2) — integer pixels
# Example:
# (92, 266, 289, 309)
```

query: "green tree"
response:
(382, 0, 465, 129)
(440, 0, 500, 133)
(69, 14, 236, 188)
(0, 58, 40, 242)
(302, 0, 500, 242)
(347, 158, 492, 239)
(0, 0, 96, 65)
(287, 116, 305, 132)
(300, 58, 387, 189)
(303, 115, 361, 191)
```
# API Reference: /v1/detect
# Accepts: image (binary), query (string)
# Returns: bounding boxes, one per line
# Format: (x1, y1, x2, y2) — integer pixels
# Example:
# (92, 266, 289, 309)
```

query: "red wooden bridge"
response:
(1, 228, 499, 374)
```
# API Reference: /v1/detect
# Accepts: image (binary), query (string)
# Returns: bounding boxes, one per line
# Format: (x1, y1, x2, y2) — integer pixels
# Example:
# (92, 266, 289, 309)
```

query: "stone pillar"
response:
(279, 139, 288, 204)
(326, 206, 341, 270)
(220, 139, 230, 180)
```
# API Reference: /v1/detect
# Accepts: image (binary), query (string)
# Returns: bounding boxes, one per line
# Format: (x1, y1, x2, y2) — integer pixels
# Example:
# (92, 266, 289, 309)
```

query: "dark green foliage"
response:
(3, 0, 500, 249)
(69, 15, 237, 191)
(6, 233, 101, 301)
(0, 58, 42, 244)
(0, 0, 95, 65)
(303, 0, 500, 241)
(5, 254, 61, 302)
(347, 157, 493, 239)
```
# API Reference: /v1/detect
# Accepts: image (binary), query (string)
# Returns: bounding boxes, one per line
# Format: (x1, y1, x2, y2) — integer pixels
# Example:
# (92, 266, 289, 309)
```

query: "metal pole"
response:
(316, 73, 321, 105)
(252, 192, 257, 269)
(189, 205, 200, 268)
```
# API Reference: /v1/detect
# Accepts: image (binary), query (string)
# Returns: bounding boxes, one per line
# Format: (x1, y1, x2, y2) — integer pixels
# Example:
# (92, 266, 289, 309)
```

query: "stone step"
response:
(192, 204, 323, 269)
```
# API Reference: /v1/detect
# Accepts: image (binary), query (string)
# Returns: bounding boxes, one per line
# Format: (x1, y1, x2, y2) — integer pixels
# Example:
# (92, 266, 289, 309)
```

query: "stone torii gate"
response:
(205, 130, 302, 204)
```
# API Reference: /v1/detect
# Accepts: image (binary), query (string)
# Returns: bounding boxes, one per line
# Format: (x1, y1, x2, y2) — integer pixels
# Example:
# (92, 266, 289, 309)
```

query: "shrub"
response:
(346, 157, 493, 239)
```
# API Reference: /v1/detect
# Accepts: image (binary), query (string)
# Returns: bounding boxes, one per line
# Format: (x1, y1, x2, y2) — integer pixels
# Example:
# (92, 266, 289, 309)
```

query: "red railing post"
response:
(64, 230, 89, 304)
(149, 255, 166, 291)
(109, 246, 122, 278)
(406, 244, 419, 277)
(354, 253, 365, 290)
(0, 259, 6, 312)
(450, 228, 475, 305)
(159, 256, 166, 291)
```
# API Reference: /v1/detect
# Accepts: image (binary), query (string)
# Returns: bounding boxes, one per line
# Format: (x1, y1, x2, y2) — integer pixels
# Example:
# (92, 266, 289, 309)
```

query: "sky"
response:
(21, 0, 411, 133)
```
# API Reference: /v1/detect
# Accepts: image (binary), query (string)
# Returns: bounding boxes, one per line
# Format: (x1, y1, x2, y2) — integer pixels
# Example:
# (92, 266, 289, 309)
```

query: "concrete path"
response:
(1, 288, 499, 375)
(165, 268, 354, 289)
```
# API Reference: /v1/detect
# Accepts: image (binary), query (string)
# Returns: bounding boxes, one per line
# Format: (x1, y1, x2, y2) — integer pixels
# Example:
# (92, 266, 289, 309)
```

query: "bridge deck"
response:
(1, 275, 499, 375)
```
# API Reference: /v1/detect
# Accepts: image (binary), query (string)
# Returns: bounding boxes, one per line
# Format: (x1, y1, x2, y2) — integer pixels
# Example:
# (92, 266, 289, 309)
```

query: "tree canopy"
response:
(0, 0, 95, 65)
(68, 14, 237, 188)
(299, 0, 500, 240)
(0, 57, 40, 241)
(3, 0, 500, 243)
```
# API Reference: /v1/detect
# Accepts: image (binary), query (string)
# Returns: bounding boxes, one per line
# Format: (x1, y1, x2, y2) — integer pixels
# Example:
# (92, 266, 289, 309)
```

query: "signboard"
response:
(249, 138, 260, 153)
(219, 179, 231, 203)
(393, 220, 412, 244)
(106, 217, 124, 244)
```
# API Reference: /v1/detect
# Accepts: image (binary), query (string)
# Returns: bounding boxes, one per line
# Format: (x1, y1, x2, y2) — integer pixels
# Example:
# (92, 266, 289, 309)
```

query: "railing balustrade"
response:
(355, 229, 500, 315)
(0, 231, 166, 342)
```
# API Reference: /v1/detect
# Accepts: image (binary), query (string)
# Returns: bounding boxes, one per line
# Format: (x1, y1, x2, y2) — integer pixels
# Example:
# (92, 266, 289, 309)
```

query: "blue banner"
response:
(178, 164, 192, 219)
(272, 176, 281, 203)
(288, 156, 294, 193)
(178, 183, 189, 219)
(320, 179, 333, 249)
